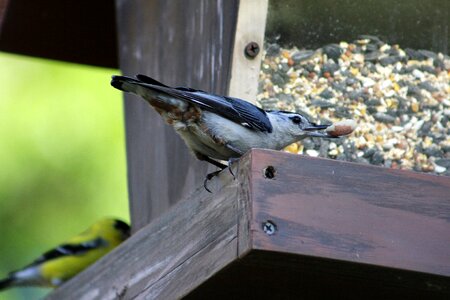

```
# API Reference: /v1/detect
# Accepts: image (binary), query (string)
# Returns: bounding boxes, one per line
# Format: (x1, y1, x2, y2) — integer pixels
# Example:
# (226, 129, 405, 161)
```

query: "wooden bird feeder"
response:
(1, 0, 449, 298)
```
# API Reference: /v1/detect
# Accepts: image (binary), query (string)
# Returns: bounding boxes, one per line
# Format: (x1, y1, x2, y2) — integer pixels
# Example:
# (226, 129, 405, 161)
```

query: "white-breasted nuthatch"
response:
(111, 74, 338, 172)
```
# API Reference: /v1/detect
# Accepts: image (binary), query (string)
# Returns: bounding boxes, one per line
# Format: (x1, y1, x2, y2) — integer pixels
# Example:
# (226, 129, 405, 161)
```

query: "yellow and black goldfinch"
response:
(0, 218, 130, 290)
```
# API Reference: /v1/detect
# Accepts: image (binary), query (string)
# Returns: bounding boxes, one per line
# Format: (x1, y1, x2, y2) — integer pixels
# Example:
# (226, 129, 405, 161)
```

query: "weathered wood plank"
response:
(186, 149, 450, 299)
(249, 149, 450, 276)
(47, 149, 450, 299)
(46, 165, 248, 300)
(236, 151, 253, 257)
(228, 0, 268, 103)
(135, 227, 238, 299)
(115, 0, 239, 231)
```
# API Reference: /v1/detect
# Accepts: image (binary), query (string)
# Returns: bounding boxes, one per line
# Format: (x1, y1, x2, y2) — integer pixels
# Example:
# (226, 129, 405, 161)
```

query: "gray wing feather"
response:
(111, 75, 273, 133)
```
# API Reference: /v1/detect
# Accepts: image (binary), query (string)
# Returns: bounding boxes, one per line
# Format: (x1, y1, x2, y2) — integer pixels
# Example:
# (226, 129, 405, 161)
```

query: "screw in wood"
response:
(262, 220, 277, 235)
(244, 42, 260, 59)
(263, 166, 276, 179)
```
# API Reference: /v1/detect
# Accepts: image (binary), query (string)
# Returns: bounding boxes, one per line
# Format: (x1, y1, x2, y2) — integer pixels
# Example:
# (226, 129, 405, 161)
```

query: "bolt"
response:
(262, 220, 277, 235)
(244, 42, 260, 59)
(263, 166, 276, 179)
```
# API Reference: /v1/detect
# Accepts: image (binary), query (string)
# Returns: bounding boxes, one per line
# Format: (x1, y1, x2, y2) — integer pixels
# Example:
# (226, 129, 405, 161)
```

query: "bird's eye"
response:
(291, 116, 302, 124)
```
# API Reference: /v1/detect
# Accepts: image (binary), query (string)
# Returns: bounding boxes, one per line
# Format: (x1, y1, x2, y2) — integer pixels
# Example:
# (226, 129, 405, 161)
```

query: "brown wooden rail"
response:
(47, 149, 450, 299)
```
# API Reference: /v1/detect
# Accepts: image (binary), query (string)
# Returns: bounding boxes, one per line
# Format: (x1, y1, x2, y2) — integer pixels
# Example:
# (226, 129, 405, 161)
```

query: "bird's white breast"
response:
(172, 111, 301, 161)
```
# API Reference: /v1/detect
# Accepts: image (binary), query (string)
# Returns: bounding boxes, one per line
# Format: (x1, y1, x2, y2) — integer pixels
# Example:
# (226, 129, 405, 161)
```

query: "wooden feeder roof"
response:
(0, 0, 118, 67)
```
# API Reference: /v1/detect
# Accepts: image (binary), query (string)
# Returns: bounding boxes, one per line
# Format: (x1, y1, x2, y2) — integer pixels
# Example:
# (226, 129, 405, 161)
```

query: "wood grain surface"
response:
(116, 0, 239, 231)
(46, 167, 245, 300)
(47, 149, 450, 299)
(248, 149, 450, 277)
(188, 149, 450, 299)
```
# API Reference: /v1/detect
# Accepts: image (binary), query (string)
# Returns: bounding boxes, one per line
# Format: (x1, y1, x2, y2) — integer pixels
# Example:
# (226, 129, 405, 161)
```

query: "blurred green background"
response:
(0, 52, 129, 300)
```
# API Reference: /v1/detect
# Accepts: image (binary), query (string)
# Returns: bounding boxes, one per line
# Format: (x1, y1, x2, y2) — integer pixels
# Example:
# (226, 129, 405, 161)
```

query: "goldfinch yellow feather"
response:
(0, 218, 130, 290)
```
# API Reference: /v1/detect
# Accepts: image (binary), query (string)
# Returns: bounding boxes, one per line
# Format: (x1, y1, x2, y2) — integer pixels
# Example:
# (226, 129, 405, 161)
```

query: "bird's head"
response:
(89, 218, 131, 243)
(270, 111, 331, 139)
(114, 219, 131, 240)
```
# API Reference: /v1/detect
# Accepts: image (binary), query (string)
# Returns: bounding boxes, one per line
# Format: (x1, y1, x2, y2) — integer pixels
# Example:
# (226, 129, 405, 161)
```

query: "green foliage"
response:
(0, 53, 128, 300)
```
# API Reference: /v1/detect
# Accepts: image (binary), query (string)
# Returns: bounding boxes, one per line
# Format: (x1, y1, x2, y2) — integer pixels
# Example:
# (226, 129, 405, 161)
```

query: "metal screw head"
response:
(244, 42, 260, 59)
(263, 165, 276, 179)
(262, 220, 277, 235)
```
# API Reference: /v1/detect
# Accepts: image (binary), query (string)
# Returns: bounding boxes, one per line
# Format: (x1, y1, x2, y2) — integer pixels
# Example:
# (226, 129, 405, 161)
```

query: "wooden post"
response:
(228, 0, 268, 102)
(115, 0, 239, 231)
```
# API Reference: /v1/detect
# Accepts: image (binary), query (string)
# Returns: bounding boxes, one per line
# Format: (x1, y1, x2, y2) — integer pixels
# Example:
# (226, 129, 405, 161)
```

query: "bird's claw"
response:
(227, 158, 239, 180)
(203, 170, 221, 193)
(204, 158, 239, 192)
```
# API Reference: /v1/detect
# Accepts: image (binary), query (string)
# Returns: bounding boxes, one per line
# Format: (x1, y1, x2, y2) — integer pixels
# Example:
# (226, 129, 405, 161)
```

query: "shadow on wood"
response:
(46, 149, 450, 299)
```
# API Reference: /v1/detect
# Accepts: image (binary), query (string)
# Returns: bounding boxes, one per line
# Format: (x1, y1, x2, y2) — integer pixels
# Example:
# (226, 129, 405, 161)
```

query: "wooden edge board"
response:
(248, 149, 450, 278)
(47, 149, 450, 298)
(46, 154, 252, 299)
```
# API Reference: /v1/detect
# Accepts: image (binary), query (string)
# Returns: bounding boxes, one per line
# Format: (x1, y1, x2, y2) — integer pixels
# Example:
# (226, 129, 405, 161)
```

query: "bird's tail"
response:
(111, 75, 188, 112)
(110, 75, 144, 94)
(0, 276, 14, 291)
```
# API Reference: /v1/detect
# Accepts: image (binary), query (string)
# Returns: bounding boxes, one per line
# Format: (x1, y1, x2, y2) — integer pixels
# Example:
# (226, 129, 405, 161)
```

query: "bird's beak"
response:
(303, 123, 330, 131)
(305, 131, 335, 138)
(303, 123, 337, 138)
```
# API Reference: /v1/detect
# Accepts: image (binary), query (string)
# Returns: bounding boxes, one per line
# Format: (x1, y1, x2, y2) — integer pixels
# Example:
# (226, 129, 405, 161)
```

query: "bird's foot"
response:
(203, 157, 240, 192)
(203, 170, 222, 193)
(227, 157, 240, 180)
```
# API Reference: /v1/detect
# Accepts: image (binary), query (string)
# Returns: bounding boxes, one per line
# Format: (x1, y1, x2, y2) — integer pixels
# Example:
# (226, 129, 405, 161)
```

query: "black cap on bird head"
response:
(114, 220, 131, 239)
